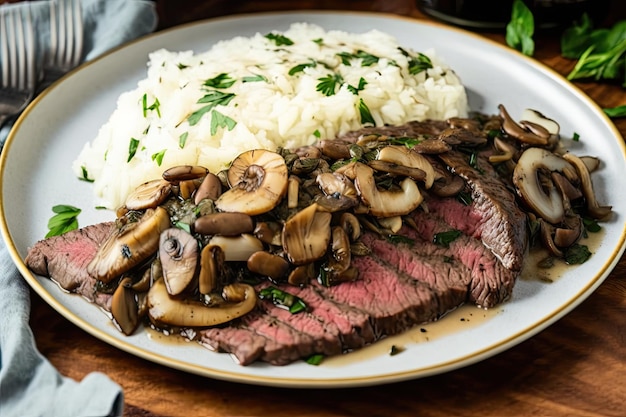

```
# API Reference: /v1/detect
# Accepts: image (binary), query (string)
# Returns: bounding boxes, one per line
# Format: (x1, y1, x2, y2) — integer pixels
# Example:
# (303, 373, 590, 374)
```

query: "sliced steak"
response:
(437, 150, 527, 271)
(24, 222, 116, 309)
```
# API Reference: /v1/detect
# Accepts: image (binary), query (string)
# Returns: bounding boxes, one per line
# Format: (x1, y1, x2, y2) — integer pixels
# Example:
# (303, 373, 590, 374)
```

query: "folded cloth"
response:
(0, 1, 158, 416)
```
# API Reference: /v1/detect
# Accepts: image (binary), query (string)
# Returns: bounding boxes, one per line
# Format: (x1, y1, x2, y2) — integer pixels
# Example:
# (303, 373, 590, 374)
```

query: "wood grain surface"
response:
(28, 1, 626, 416)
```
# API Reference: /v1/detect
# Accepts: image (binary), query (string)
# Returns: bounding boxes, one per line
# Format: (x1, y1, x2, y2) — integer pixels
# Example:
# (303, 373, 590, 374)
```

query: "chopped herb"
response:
(175, 222, 191, 234)
(151, 149, 166, 166)
(583, 217, 602, 233)
(79, 166, 93, 183)
(210, 110, 237, 135)
(407, 53, 433, 75)
(242, 74, 267, 83)
(456, 191, 473, 206)
(433, 230, 462, 248)
(506, 0, 535, 56)
(46, 205, 81, 238)
(468, 151, 484, 173)
(142, 94, 161, 118)
(313, 129, 321, 138)
(388, 136, 422, 148)
(358, 98, 375, 126)
(604, 105, 626, 118)
(312, 38, 324, 45)
(316, 73, 344, 96)
(387, 234, 415, 245)
(389, 345, 405, 356)
(258, 286, 307, 314)
(179, 132, 189, 149)
(203, 73, 236, 89)
(265, 32, 294, 46)
(127, 138, 140, 162)
(564, 243, 592, 264)
(177, 63, 189, 70)
(337, 50, 379, 67)
(305, 354, 324, 365)
(289, 61, 317, 75)
(188, 91, 236, 126)
(347, 77, 368, 95)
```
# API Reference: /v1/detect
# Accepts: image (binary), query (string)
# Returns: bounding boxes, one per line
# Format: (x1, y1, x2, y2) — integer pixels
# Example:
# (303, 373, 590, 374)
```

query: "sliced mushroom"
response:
(512, 148, 578, 224)
(282, 203, 332, 265)
(247, 251, 290, 280)
(412, 138, 451, 154)
(327, 226, 351, 273)
(318, 139, 352, 159)
(194, 212, 254, 236)
(367, 160, 427, 182)
(87, 207, 171, 283)
(339, 212, 361, 241)
(208, 234, 264, 262)
(353, 162, 423, 218)
(111, 277, 140, 335)
(194, 172, 223, 204)
(554, 215, 584, 248)
(288, 263, 316, 286)
(124, 179, 172, 211)
(314, 172, 359, 212)
(378, 216, 403, 234)
(215, 149, 288, 215)
(199, 245, 224, 294)
(159, 228, 198, 296)
(253, 221, 283, 246)
(430, 174, 466, 198)
(561, 152, 612, 220)
(162, 165, 208, 183)
(376, 145, 436, 188)
(520, 108, 560, 136)
(499, 104, 549, 146)
(147, 279, 257, 328)
(287, 175, 300, 209)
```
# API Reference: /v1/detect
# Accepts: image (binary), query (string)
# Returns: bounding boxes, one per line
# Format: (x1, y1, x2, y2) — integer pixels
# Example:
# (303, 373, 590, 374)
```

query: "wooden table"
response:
(29, 1, 626, 416)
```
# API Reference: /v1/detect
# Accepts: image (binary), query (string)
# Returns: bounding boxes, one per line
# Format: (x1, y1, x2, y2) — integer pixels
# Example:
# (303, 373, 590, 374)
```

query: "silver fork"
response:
(41, 0, 83, 89)
(0, 5, 37, 139)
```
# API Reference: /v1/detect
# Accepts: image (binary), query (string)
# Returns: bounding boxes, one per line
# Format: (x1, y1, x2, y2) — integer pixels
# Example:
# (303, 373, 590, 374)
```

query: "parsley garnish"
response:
(433, 230, 462, 248)
(337, 50, 379, 67)
(151, 149, 166, 166)
(408, 53, 433, 75)
(179, 132, 188, 149)
(564, 244, 592, 265)
(313, 129, 321, 138)
(46, 205, 81, 238)
(305, 354, 324, 365)
(203, 73, 236, 89)
(316, 73, 344, 96)
(210, 110, 237, 135)
(242, 74, 267, 83)
(127, 138, 140, 162)
(347, 77, 368, 95)
(142, 94, 161, 118)
(358, 98, 375, 126)
(79, 166, 93, 183)
(265, 33, 294, 46)
(289, 61, 317, 76)
(188, 91, 236, 126)
(604, 105, 626, 118)
(258, 286, 307, 314)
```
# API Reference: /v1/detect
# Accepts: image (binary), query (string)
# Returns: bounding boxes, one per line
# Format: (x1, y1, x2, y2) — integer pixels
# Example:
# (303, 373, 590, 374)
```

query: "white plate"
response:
(2, 11, 625, 388)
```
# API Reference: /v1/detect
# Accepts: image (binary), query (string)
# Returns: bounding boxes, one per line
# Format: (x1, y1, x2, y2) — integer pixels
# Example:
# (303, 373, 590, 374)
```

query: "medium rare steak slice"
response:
(437, 150, 527, 271)
(24, 222, 116, 309)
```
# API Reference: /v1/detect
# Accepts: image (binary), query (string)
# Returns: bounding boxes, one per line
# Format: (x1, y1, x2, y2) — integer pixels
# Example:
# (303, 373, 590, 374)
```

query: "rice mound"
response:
(73, 23, 468, 209)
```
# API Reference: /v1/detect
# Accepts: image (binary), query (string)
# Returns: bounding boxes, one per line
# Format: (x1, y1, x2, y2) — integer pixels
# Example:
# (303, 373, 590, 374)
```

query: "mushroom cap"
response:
(159, 228, 198, 296)
(282, 203, 332, 265)
(215, 149, 288, 215)
(87, 207, 171, 283)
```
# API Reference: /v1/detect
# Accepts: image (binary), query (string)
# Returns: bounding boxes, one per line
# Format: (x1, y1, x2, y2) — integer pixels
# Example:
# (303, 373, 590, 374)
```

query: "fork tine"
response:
(23, 6, 36, 91)
(0, 10, 8, 88)
(71, 0, 83, 67)
(5, 9, 18, 88)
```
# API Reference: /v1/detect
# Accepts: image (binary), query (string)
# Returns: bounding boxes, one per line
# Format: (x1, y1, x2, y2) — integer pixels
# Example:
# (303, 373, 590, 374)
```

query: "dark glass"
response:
(417, 0, 611, 30)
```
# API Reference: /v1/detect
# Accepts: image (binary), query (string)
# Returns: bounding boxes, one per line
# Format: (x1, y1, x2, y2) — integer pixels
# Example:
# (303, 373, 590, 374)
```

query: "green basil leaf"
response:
(506, 0, 535, 56)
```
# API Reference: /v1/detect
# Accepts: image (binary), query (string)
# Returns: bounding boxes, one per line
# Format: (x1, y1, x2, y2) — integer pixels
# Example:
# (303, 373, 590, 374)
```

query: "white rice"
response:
(73, 23, 468, 209)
